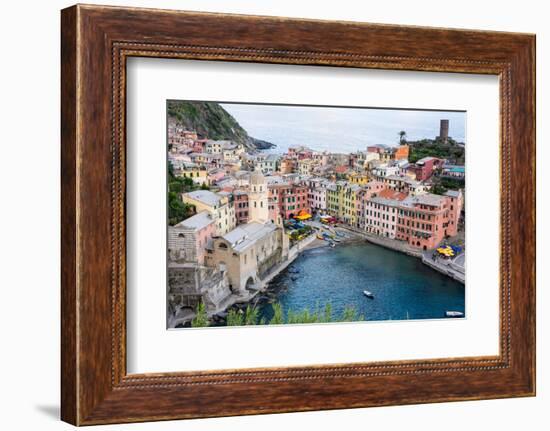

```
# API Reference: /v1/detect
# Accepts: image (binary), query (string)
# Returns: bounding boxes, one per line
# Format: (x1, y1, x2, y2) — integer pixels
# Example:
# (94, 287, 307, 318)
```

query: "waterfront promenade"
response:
(422, 251, 465, 283)
(336, 224, 465, 283)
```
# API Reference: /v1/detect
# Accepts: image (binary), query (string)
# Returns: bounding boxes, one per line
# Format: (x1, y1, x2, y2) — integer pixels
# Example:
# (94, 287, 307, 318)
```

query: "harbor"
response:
(255, 239, 465, 323)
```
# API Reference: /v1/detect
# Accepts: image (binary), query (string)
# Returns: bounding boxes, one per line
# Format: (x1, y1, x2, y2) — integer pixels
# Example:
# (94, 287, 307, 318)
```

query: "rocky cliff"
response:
(167, 101, 275, 150)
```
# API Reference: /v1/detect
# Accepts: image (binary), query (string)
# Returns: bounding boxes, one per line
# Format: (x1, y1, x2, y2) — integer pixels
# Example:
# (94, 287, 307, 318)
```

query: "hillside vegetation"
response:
(167, 101, 275, 150)
(408, 138, 465, 165)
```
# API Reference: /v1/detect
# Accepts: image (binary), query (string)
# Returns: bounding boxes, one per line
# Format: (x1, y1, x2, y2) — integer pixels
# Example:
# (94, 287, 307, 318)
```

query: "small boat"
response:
(445, 311, 464, 318)
(363, 290, 374, 299)
(330, 242, 336, 248)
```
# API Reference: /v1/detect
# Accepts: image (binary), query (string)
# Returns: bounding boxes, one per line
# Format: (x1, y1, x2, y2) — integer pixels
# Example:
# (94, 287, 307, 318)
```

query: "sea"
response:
(221, 103, 466, 154)
(257, 242, 465, 323)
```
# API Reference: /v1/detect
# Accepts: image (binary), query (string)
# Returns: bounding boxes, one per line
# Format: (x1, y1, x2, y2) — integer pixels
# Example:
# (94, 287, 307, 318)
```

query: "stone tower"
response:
(248, 167, 269, 223)
(439, 119, 449, 144)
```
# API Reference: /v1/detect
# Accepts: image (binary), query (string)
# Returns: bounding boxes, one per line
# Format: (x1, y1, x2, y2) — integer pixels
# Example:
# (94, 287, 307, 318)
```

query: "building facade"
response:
(168, 211, 215, 265)
(396, 192, 462, 250)
(234, 190, 249, 225)
(182, 189, 236, 235)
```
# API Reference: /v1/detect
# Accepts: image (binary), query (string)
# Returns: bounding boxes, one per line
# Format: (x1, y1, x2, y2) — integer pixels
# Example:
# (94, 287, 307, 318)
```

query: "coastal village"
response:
(167, 116, 465, 328)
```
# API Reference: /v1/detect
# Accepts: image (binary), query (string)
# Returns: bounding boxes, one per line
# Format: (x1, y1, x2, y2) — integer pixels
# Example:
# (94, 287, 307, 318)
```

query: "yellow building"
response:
(176, 163, 208, 185)
(182, 190, 236, 235)
(326, 181, 361, 226)
(347, 171, 370, 186)
(297, 159, 317, 175)
(342, 183, 361, 226)
(326, 182, 341, 218)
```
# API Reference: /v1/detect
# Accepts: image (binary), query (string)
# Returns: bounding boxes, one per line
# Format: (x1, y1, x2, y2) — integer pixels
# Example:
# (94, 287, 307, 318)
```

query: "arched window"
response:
(177, 233, 185, 238)
(218, 243, 228, 249)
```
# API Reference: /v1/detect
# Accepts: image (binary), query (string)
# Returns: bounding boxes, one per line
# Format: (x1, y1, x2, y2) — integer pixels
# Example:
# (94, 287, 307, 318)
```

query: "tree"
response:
(431, 184, 447, 196)
(191, 302, 209, 327)
(226, 309, 243, 326)
(200, 182, 210, 190)
(398, 130, 407, 144)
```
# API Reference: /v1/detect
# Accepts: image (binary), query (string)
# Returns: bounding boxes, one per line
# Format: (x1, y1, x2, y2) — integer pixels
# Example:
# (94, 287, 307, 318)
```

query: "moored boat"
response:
(363, 290, 374, 299)
(445, 311, 464, 318)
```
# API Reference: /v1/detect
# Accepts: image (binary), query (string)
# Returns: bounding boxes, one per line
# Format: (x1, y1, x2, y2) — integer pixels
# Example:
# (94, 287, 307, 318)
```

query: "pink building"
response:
(444, 189, 463, 233)
(269, 184, 310, 220)
(192, 139, 207, 153)
(168, 211, 215, 265)
(207, 168, 226, 185)
(234, 190, 249, 225)
(362, 189, 407, 238)
(396, 191, 462, 250)
(362, 180, 386, 198)
(287, 145, 313, 160)
(407, 157, 444, 181)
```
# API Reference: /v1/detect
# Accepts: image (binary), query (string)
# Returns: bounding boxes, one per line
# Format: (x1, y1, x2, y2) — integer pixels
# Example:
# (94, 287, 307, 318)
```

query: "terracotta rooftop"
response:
(378, 189, 408, 201)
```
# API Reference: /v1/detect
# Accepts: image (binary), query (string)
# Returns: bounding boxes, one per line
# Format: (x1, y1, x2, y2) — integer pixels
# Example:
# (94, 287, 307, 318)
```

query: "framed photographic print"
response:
(61, 4, 536, 425)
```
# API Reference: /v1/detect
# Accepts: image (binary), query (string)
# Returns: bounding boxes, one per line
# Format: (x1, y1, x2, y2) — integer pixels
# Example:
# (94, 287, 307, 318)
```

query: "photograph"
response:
(166, 101, 466, 329)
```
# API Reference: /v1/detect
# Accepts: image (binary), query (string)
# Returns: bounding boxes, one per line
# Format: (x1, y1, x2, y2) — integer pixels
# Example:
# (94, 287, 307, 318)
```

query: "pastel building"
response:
(279, 158, 296, 174)
(347, 171, 370, 186)
(288, 145, 314, 160)
(444, 190, 464, 232)
(206, 222, 287, 294)
(341, 183, 362, 226)
(362, 189, 407, 238)
(393, 144, 410, 160)
(441, 164, 466, 180)
(234, 190, 249, 225)
(207, 168, 226, 185)
(175, 163, 208, 185)
(168, 211, 215, 265)
(372, 163, 400, 178)
(182, 189, 236, 235)
(190, 152, 222, 167)
(407, 157, 444, 181)
(205, 140, 226, 154)
(382, 175, 428, 196)
(367, 144, 409, 163)
(308, 182, 328, 212)
(168, 153, 192, 169)
(396, 192, 462, 250)
(269, 183, 310, 220)
(298, 159, 317, 175)
(257, 154, 281, 174)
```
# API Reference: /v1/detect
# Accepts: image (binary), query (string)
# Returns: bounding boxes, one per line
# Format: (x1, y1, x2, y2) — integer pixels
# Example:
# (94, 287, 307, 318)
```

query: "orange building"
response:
(279, 158, 296, 174)
(393, 144, 409, 160)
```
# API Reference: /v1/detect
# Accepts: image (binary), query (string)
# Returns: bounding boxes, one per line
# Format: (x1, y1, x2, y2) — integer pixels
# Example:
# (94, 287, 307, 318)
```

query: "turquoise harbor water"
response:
(258, 242, 465, 323)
